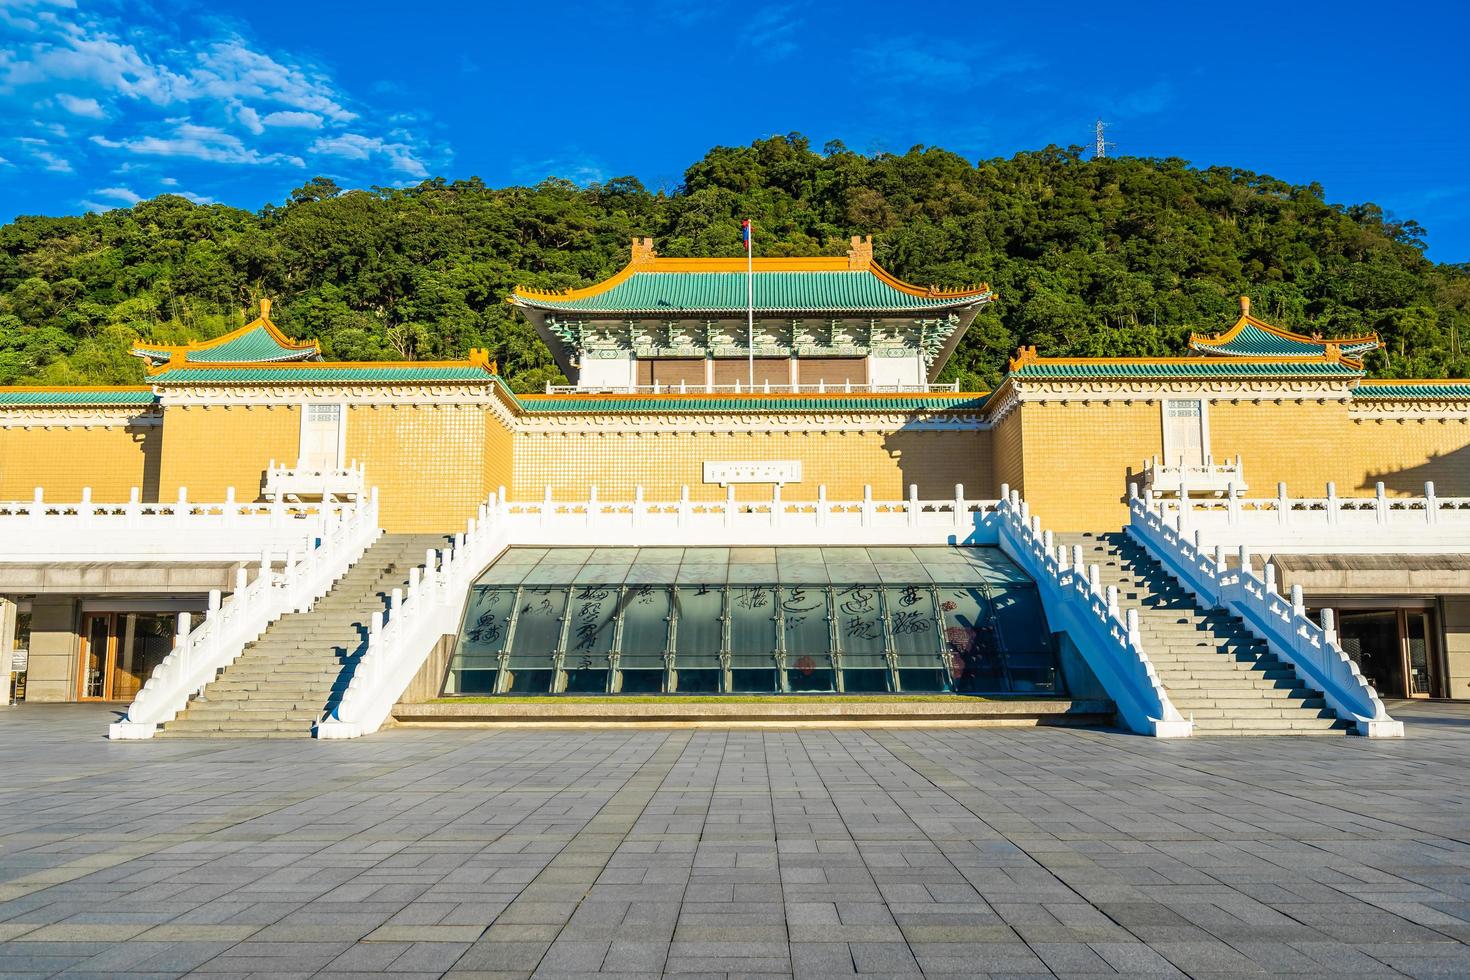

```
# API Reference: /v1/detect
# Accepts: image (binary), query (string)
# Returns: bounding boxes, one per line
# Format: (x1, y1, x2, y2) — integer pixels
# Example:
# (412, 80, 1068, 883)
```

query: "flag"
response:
(740, 219, 751, 251)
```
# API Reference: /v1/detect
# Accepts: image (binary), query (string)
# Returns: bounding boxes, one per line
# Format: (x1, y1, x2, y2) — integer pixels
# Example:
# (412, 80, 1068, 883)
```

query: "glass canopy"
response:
(446, 546, 1060, 697)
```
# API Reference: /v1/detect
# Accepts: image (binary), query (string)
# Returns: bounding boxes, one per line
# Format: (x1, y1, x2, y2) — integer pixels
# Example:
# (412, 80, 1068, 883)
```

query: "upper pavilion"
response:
(131, 299, 321, 368)
(1189, 296, 1379, 361)
(508, 237, 995, 392)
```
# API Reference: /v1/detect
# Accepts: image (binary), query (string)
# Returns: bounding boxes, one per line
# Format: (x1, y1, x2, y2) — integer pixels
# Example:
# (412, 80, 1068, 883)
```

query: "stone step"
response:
(1178, 706, 1337, 720)
(1191, 717, 1353, 733)
(178, 707, 322, 722)
(1171, 691, 1322, 706)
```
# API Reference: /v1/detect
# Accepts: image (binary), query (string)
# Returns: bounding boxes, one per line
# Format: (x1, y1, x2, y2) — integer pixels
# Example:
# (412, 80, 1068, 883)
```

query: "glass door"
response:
(1404, 610, 1436, 698)
(78, 613, 115, 700)
(77, 612, 177, 701)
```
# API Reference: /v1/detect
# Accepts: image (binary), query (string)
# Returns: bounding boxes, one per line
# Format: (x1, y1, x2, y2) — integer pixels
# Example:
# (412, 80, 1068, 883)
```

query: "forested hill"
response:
(3, 135, 1467, 393)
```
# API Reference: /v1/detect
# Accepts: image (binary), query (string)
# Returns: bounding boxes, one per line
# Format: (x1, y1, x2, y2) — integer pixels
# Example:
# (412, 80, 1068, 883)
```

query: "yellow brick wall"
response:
(991, 409, 1024, 499)
(1207, 399, 1354, 498)
(510, 426, 990, 502)
(158, 405, 299, 502)
(484, 411, 514, 501)
(0, 424, 160, 502)
(347, 404, 485, 532)
(1014, 397, 1470, 531)
(1017, 400, 1162, 530)
(1346, 416, 1470, 497)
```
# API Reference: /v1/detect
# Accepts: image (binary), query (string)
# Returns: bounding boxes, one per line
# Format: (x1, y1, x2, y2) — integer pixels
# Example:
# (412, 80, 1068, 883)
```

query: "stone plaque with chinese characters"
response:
(703, 460, 803, 486)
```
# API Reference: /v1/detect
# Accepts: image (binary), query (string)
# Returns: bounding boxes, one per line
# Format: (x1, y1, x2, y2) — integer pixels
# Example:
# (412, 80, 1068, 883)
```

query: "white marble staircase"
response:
(157, 534, 445, 738)
(1057, 531, 1351, 735)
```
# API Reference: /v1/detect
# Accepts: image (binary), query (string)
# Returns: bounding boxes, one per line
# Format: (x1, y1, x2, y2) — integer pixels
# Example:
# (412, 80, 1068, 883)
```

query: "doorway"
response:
(76, 612, 177, 701)
(1161, 399, 1207, 467)
(299, 404, 343, 471)
(1327, 607, 1439, 699)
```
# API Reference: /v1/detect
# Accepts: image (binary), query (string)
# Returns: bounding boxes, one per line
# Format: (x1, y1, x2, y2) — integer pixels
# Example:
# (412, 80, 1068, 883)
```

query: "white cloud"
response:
(92, 185, 140, 204)
(56, 92, 104, 117)
(235, 103, 263, 134)
(189, 39, 354, 122)
(0, 3, 439, 183)
(16, 137, 72, 172)
(178, 190, 213, 204)
(311, 132, 427, 177)
(159, 175, 177, 186)
(93, 122, 304, 167)
(262, 110, 322, 129)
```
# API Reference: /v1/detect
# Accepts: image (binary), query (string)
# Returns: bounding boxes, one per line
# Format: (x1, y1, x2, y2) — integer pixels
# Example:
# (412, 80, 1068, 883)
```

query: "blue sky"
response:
(2, 0, 1468, 261)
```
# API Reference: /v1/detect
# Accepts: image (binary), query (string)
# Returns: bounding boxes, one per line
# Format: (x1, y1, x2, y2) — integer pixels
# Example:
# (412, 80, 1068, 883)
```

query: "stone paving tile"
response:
(2, 702, 1470, 977)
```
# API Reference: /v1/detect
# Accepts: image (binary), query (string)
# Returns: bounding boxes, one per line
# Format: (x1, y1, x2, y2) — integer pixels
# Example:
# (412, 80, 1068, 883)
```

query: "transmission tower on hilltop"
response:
(1093, 119, 1112, 159)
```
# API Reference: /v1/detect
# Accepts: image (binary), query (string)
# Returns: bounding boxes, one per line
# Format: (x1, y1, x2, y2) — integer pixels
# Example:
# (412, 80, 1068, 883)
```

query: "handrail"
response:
(0, 486, 354, 523)
(318, 496, 508, 739)
(498, 483, 992, 521)
(995, 489, 1191, 738)
(1127, 492, 1402, 737)
(1145, 480, 1470, 525)
(107, 489, 382, 739)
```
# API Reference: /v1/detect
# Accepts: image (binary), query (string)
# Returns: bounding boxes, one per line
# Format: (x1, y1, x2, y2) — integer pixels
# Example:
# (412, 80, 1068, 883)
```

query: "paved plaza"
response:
(1, 705, 1469, 978)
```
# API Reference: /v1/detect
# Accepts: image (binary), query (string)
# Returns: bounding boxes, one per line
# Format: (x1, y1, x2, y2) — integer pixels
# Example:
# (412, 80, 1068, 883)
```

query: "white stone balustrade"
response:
(262, 461, 366, 502)
(0, 487, 359, 561)
(485, 483, 999, 547)
(108, 491, 382, 739)
(1140, 480, 1470, 555)
(996, 488, 1190, 738)
(1127, 490, 1402, 737)
(1142, 454, 1246, 496)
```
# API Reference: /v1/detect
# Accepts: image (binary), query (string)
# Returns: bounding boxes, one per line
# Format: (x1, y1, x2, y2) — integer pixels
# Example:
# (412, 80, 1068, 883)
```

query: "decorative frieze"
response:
(985, 378, 1358, 424)
(0, 408, 163, 428)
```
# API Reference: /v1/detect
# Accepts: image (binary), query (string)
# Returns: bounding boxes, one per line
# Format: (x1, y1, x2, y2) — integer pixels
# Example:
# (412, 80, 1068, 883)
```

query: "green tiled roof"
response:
(1354, 383, 1470, 400)
(1192, 323, 1378, 358)
(1010, 360, 1363, 379)
(177, 324, 316, 363)
(516, 271, 991, 315)
(515, 394, 989, 414)
(133, 323, 318, 365)
(0, 389, 157, 406)
(153, 365, 496, 384)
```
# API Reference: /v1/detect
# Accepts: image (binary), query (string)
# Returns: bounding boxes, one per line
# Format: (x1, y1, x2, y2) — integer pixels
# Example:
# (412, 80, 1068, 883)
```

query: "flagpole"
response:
(746, 221, 754, 389)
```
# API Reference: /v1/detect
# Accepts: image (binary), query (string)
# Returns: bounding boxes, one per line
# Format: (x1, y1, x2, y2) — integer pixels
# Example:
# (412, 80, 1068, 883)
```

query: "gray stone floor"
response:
(2, 704, 1469, 979)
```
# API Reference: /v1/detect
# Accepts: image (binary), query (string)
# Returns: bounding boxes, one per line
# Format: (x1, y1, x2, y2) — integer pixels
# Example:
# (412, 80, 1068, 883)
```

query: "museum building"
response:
(1, 236, 1467, 738)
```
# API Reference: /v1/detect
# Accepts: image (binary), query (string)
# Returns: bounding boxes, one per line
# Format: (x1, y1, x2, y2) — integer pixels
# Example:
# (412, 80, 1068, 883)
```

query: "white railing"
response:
(1142, 454, 1245, 496)
(1144, 480, 1470, 554)
(263, 460, 366, 502)
(0, 487, 352, 561)
(318, 483, 1000, 739)
(996, 488, 1191, 738)
(545, 381, 963, 395)
(486, 483, 998, 547)
(109, 490, 382, 739)
(318, 499, 508, 740)
(1128, 492, 1402, 737)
